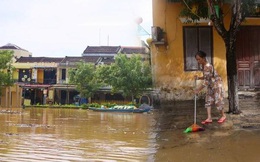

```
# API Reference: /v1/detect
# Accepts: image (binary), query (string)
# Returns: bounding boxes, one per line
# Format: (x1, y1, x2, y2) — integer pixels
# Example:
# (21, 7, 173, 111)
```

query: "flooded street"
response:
(0, 108, 157, 161)
(0, 102, 260, 162)
(154, 129, 260, 162)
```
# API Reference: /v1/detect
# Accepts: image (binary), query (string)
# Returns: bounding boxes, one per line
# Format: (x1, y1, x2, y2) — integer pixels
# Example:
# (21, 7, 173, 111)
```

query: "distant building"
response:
(82, 46, 121, 57)
(120, 46, 150, 61)
(1, 45, 151, 107)
(82, 45, 150, 65)
(0, 43, 32, 62)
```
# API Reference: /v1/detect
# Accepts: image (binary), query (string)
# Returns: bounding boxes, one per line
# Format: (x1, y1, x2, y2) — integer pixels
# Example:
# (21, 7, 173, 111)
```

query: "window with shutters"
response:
(183, 26, 213, 71)
(61, 69, 66, 80)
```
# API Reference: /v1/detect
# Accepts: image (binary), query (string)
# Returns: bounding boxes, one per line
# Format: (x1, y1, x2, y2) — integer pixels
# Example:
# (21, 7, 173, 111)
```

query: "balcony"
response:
(59, 79, 68, 84)
(43, 79, 56, 85)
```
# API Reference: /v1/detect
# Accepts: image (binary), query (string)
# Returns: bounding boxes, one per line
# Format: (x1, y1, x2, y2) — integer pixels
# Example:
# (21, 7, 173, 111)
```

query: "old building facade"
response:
(150, 0, 260, 102)
(1, 45, 150, 107)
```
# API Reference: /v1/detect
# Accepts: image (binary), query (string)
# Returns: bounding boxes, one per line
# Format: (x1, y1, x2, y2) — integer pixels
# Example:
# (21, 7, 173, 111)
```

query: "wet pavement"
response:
(0, 96, 259, 162)
(152, 96, 260, 162)
(230, 97, 260, 129)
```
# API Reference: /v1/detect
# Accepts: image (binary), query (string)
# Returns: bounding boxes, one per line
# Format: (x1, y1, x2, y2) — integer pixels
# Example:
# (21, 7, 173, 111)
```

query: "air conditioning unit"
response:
(151, 26, 164, 42)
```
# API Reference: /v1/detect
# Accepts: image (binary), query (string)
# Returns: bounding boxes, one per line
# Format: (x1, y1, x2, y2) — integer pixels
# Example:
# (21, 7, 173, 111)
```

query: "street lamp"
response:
(21, 69, 32, 108)
(43, 89, 48, 105)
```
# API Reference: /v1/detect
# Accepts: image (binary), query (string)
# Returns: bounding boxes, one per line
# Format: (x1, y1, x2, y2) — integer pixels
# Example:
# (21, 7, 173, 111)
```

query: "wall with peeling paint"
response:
(151, 0, 260, 101)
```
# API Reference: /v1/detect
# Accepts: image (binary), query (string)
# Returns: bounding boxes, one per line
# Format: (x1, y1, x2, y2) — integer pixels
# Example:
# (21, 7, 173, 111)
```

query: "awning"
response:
(33, 66, 56, 69)
(50, 84, 76, 90)
(19, 84, 51, 89)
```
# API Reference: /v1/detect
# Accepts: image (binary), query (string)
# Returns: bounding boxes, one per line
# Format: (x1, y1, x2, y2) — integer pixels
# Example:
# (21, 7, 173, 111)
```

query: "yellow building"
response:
(0, 84, 22, 108)
(1, 45, 150, 107)
(0, 43, 32, 108)
(150, 0, 260, 101)
(0, 43, 32, 62)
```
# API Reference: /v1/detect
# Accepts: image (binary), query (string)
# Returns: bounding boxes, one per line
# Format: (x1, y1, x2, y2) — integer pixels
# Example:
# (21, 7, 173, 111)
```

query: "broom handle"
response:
(194, 78, 197, 124)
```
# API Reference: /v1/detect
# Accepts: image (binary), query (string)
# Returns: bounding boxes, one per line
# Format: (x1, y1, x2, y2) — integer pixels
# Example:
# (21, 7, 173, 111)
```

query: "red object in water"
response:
(184, 79, 205, 133)
(191, 124, 205, 132)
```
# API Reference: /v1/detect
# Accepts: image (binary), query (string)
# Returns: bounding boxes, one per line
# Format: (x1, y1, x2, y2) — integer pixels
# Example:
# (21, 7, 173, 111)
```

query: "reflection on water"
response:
(154, 129, 260, 162)
(153, 100, 260, 162)
(1, 106, 260, 162)
(0, 108, 157, 161)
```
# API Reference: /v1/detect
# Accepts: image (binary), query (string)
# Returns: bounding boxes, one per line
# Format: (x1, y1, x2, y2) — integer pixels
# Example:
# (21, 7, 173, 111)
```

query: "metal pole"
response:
(194, 78, 197, 124)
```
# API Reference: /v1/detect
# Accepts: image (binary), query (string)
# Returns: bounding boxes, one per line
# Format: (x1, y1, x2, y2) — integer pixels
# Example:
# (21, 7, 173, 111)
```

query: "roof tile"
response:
(16, 57, 63, 63)
(120, 46, 148, 54)
(0, 43, 28, 52)
(83, 46, 121, 54)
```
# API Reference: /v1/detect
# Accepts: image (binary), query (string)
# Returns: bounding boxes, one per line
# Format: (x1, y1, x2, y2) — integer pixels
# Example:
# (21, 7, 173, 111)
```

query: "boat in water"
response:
(88, 104, 152, 113)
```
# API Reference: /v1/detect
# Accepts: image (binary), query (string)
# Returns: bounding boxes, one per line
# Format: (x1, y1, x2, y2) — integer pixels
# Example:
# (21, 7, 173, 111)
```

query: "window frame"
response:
(61, 69, 66, 80)
(183, 26, 213, 71)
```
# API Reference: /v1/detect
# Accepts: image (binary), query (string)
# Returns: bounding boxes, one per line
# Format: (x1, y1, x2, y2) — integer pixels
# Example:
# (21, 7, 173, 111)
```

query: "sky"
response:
(0, 0, 152, 57)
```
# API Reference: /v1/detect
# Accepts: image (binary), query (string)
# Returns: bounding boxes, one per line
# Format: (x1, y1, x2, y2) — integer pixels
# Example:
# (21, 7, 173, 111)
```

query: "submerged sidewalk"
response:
(155, 91, 260, 131)
(229, 91, 260, 129)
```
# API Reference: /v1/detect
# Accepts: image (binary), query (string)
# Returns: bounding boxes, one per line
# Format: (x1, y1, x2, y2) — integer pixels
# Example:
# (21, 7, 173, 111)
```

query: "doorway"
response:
(236, 26, 260, 90)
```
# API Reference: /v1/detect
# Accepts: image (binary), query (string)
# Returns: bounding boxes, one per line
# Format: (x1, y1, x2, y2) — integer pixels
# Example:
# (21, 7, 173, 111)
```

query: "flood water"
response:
(0, 106, 260, 162)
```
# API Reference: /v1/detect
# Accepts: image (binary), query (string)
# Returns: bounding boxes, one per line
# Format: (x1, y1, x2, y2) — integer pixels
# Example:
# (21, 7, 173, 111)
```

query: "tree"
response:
(208, 0, 258, 114)
(176, 0, 258, 114)
(97, 54, 153, 102)
(0, 50, 14, 95)
(68, 61, 103, 99)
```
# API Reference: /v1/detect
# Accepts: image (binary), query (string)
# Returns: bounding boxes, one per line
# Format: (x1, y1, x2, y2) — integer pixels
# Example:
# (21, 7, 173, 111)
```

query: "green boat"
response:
(88, 104, 152, 113)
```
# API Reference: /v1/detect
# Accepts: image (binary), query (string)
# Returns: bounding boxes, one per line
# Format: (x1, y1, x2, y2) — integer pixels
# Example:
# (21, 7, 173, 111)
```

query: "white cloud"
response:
(0, 0, 152, 57)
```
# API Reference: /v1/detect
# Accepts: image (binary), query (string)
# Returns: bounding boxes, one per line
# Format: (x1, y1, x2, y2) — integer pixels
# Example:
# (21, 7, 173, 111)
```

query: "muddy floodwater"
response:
(0, 106, 260, 162)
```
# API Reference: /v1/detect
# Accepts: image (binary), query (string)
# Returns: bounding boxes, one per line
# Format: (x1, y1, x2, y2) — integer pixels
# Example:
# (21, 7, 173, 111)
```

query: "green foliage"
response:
(179, 0, 209, 22)
(67, 54, 152, 103)
(81, 103, 88, 109)
(97, 54, 152, 101)
(68, 61, 103, 98)
(86, 102, 100, 108)
(178, 0, 258, 22)
(241, 0, 259, 17)
(99, 102, 117, 108)
(0, 50, 15, 94)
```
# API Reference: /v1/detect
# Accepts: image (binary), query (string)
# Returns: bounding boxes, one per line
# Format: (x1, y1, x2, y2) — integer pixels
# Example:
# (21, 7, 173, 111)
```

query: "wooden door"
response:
(236, 26, 260, 90)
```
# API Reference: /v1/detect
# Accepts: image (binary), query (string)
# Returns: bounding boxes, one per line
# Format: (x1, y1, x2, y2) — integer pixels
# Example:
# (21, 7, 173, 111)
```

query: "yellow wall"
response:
(12, 63, 34, 81)
(37, 69, 44, 83)
(0, 84, 22, 108)
(151, 0, 260, 101)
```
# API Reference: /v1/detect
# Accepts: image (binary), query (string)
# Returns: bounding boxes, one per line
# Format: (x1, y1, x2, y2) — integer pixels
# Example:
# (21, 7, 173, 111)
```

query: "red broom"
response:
(184, 78, 205, 133)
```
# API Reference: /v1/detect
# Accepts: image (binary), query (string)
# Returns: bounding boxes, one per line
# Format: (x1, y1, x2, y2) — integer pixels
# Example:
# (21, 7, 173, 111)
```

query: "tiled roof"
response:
(42, 57, 64, 63)
(16, 57, 44, 63)
(83, 46, 121, 54)
(100, 56, 115, 64)
(120, 46, 148, 54)
(61, 56, 100, 63)
(60, 56, 83, 63)
(16, 56, 103, 64)
(82, 56, 100, 63)
(16, 57, 63, 63)
(0, 43, 28, 52)
(13, 45, 148, 64)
